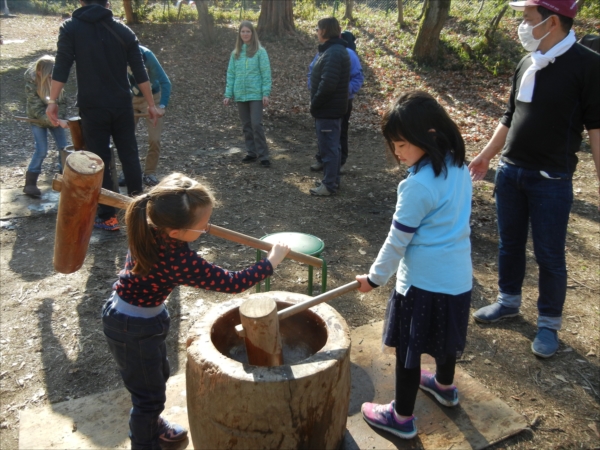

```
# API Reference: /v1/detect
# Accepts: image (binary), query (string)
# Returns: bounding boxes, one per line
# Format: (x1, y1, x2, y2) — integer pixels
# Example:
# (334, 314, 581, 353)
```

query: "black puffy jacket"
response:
(310, 37, 350, 119)
(52, 4, 148, 108)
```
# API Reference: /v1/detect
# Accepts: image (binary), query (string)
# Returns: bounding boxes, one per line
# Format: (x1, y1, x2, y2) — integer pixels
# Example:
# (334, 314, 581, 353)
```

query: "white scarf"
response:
(517, 30, 576, 103)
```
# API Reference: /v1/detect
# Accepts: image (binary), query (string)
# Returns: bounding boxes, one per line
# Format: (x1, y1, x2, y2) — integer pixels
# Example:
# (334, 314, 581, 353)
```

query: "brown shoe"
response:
(23, 171, 41, 198)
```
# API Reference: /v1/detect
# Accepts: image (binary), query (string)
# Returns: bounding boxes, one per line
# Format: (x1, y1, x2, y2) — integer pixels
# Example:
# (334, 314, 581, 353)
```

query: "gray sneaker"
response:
(472, 302, 520, 324)
(143, 174, 159, 187)
(310, 161, 324, 171)
(310, 183, 332, 196)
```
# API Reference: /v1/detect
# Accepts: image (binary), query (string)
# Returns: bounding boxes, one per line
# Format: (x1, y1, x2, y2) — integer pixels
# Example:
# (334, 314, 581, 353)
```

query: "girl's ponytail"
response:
(125, 195, 158, 276)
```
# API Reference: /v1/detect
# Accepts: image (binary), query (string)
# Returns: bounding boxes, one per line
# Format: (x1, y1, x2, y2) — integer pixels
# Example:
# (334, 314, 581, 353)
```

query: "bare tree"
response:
(397, 0, 404, 27)
(257, 0, 295, 38)
(194, 0, 215, 42)
(412, 0, 450, 64)
(123, 0, 136, 24)
(343, 0, 354, 22)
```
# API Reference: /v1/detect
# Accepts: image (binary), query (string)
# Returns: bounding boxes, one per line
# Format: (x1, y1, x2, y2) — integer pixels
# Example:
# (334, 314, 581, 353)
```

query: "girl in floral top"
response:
(103, 173, 289, 449)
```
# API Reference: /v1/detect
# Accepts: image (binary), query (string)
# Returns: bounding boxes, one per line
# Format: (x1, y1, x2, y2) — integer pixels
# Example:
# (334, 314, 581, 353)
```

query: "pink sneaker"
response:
(361, 400, 417, 439)
(419, 370, 459, 407)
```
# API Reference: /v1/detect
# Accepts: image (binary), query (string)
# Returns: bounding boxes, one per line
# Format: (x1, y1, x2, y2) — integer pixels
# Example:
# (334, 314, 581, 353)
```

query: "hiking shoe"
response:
(94, 216, 120, 231)
(143, 174, 159, 186)
(361, 401, 417, 439)
(310, 183, 332, 196)
(419, 370, 459, 407)
(260, 160, 271, 168)
(310, 161, 324, 171)
(242, 155, 258, 163)
(157, 416, 188, 442)
(531, 327, 559, 358)
(118, 173, 126, 187)
(472, 302, 520, 324)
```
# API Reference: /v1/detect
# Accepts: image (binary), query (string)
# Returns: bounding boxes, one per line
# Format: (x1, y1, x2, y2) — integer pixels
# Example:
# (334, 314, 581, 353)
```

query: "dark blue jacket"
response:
(52, 4, 148, 108)
(308, 48, 363, 100)
(309, 38, 350, 119)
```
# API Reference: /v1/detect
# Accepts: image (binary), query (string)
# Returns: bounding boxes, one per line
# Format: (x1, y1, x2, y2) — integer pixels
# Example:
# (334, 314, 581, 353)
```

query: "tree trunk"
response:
(123, 0, 136, 24)
(194, 0, 215, 43)
(397, 0, 404, 27)
(412, 0, 450, 64)
(258, 0, 295, 38)
(483, 4, 508, 45)
(343, 0, 354, 21)
(417, 0, 428, 21)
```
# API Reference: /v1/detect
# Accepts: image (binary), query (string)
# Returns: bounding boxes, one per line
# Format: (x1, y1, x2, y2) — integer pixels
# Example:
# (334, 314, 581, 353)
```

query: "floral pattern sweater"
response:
(114, 232, 273, 307)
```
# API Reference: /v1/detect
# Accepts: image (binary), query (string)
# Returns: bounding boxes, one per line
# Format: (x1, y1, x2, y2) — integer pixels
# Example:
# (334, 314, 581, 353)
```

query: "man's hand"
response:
(147, 105, 159, 127)
(355, 274, 374, 293)
(468, 153, 491, 182)
(46, 103, 59, 126)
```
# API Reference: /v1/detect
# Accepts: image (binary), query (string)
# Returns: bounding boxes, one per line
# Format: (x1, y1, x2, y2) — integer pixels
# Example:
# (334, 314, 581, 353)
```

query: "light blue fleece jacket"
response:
(368, 156, 473, 296)
(224, 45, 272, 102)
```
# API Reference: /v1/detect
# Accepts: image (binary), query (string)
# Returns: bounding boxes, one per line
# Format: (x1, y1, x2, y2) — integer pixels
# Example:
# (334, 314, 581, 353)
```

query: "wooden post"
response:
(53, 151, 104, 274)
(67, 116, 85, 150)
(239, 297, 283, 366)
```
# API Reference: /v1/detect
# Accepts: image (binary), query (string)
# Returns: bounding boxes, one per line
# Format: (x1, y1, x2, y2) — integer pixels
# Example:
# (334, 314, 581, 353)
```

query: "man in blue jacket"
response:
(129, 45, 172, 187)
(46, 0, 159, 231)
(308, 30, 363, 174)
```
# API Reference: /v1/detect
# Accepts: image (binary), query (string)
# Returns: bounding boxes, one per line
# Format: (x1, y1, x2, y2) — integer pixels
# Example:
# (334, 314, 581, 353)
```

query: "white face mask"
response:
(518, 18, 551, 52)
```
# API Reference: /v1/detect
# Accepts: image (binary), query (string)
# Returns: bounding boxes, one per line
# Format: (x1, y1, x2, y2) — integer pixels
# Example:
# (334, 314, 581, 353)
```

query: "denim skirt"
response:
(383, 286, 471, 369)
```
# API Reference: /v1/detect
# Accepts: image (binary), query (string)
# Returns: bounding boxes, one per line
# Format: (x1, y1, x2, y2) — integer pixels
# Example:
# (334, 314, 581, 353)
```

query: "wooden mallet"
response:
(52, 151, 324, 274)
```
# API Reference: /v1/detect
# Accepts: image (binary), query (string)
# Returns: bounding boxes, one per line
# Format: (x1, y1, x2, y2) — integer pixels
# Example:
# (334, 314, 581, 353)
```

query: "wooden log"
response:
(52, 174, 323, 268)
(236, 280, 360, 337)
(53, 151, 104, 274)
(186, 291, 351, 450)
(239, 297, 283, 366)
(67, 116, 85, 150)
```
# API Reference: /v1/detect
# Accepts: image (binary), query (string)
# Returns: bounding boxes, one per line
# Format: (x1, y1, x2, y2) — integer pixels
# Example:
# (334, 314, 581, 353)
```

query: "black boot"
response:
(23, 171, 41, 198)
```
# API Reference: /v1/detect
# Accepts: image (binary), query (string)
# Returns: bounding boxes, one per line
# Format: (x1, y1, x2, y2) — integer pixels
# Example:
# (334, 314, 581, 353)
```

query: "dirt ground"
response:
(1, 13, 599, 450)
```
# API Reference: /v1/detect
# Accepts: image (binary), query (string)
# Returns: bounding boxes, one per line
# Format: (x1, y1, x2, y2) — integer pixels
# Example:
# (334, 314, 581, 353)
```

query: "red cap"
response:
(509, 0, 578, 18)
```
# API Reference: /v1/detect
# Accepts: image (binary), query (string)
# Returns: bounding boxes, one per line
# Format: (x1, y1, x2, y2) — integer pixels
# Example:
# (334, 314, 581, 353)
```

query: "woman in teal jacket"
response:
(224, 21, 272, 167)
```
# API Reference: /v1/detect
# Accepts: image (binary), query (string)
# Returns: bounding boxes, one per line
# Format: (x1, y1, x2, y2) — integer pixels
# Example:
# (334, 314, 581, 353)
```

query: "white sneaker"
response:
(310, 183, 332, 196)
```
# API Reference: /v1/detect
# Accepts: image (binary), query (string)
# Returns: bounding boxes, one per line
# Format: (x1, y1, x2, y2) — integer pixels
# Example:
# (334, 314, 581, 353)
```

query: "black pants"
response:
(79, 107, 143, 219)
(394, 352, 457, 416)
(340, 98, 353, 166)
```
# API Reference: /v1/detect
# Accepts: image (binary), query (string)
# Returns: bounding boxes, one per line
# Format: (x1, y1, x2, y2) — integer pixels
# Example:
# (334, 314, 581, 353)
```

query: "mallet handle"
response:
(235, 280, 360, 337)
(14, 116, 44, 125)
(52, 175, 323, 268)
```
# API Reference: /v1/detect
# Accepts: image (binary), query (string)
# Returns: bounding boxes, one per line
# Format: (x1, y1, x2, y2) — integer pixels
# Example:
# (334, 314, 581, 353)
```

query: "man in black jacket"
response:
(46, 0, 159, 231)
(309, 17, 350, 196)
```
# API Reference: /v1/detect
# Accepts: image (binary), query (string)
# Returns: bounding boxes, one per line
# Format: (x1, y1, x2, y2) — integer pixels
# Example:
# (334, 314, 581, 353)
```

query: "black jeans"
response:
(340, 98, 353, 166)
(79, 107, 143, 219)
(394, 352, 457, 416)
(102, 299, 170, 450)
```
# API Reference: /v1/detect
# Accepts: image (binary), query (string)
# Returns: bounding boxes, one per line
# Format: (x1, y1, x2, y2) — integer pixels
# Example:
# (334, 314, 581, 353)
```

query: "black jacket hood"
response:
(72, 4, 113, 23)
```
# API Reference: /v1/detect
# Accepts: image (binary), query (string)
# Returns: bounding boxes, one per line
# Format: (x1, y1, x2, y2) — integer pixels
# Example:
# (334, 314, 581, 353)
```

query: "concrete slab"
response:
(19, 321, 527, 449)
(343, 321, 528, 449)
(0, 188, 60, 220)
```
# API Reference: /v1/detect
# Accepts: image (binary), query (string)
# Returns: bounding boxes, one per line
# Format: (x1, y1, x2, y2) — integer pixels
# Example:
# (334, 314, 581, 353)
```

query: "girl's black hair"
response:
(381, 91, 466, 177)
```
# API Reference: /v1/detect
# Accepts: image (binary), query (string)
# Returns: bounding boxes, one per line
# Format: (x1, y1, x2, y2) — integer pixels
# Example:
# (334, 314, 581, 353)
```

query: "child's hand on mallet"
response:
(266, 242, 291, 269)
(57, 119, 69, 128)
(355, 274, 374, 293)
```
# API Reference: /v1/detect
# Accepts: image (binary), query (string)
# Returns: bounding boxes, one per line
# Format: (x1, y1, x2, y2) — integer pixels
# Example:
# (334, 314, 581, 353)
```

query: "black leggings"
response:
(394, 353, 457, 416)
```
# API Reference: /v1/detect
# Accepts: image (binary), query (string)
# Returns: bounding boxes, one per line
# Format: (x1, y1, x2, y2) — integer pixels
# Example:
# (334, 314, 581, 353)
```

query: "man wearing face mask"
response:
(468, 0, 599, 358)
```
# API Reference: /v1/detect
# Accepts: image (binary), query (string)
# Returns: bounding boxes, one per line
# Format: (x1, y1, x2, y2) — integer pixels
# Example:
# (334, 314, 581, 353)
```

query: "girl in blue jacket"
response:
(356, 91, 472, 440)
(224, 21, 272, 167)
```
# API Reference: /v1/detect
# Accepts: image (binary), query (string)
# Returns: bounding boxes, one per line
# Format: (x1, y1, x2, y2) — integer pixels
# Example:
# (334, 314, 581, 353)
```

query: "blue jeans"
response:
(28, 124, 67, 174)
(495, 161, 573, 330)
(102, 299, 171, 450)
(315, 118, 341, 193)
